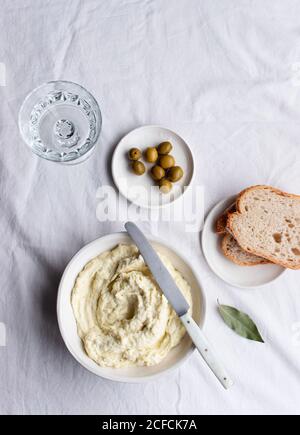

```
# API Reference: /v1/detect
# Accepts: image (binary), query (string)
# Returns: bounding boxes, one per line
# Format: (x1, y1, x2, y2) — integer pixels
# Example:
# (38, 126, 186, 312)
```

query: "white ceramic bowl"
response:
(57, 232, 206, 382)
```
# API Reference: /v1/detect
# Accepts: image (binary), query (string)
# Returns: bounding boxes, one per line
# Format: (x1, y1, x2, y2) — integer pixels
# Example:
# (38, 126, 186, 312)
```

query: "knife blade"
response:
(125, 222, 189, 317)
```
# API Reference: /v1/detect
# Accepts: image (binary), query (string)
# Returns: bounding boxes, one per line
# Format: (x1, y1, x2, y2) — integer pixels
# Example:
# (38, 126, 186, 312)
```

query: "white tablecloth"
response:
(1, 0, 300, 415)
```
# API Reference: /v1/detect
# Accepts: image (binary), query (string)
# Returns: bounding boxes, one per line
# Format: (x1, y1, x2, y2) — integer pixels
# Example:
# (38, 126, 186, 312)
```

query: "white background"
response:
(0, 0, 300, 415)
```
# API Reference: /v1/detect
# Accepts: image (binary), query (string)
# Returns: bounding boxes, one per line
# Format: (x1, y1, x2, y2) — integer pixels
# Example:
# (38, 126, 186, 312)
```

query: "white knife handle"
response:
(181, 313, 234, 390)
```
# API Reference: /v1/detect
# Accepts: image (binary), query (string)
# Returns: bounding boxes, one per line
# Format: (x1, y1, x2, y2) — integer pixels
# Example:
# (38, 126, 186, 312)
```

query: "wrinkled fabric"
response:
(0, 0, 300, 415)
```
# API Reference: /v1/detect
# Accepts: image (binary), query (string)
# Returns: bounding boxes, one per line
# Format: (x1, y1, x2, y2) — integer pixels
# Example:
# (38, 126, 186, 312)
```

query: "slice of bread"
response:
(228, 185, 300, 269)
(222, 234, 270, 266)
(216, 204, 236, 234)
(216, 200, 270, 266)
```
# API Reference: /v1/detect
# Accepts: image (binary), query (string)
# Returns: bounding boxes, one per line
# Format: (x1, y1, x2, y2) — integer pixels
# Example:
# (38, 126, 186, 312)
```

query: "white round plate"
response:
(201, 197, 286, 289)
(111, 125, 194, 209)
(57, 232, 205, 383)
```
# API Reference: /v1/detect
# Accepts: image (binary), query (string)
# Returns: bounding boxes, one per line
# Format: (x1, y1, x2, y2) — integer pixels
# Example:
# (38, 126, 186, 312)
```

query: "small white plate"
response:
(111, 125, 194, 209)
(201, 197, 286, 289)
(57, 232, 205, 383)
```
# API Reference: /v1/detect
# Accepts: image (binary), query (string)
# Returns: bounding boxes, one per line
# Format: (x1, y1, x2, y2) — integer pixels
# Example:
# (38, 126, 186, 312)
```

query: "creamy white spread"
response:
(71, 244, 192, 367)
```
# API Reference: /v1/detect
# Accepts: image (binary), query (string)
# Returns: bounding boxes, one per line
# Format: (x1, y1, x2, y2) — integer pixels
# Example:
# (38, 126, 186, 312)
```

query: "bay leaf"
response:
(218, 303, 264, 343)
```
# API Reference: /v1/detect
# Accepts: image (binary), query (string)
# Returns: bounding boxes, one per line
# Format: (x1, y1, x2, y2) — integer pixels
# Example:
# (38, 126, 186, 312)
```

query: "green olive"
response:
(145, 147, 158, 163)
(167, 166, 184, 182)
(157, 141, 172, 155)
(158, 154, 175, 169)
(151, 165, 165, 181)
(128, 147, 142, 161)
(132, 161, 145, 175)
(159, 178, 173, 194)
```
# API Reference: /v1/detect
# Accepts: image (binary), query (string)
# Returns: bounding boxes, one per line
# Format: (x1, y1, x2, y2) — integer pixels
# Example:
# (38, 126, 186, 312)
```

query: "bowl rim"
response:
(57, 231, 206, 383)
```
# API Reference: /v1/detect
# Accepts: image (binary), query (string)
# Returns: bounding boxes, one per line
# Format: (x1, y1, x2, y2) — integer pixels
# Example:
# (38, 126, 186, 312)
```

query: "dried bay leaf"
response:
(218, 303, 264, 343)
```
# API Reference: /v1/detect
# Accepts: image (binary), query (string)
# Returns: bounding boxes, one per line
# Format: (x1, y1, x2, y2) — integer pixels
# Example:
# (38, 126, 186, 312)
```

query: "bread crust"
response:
(227, 185, 300, 270)
(221, 234, 270, 266)
(215, 203, 236, 234)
